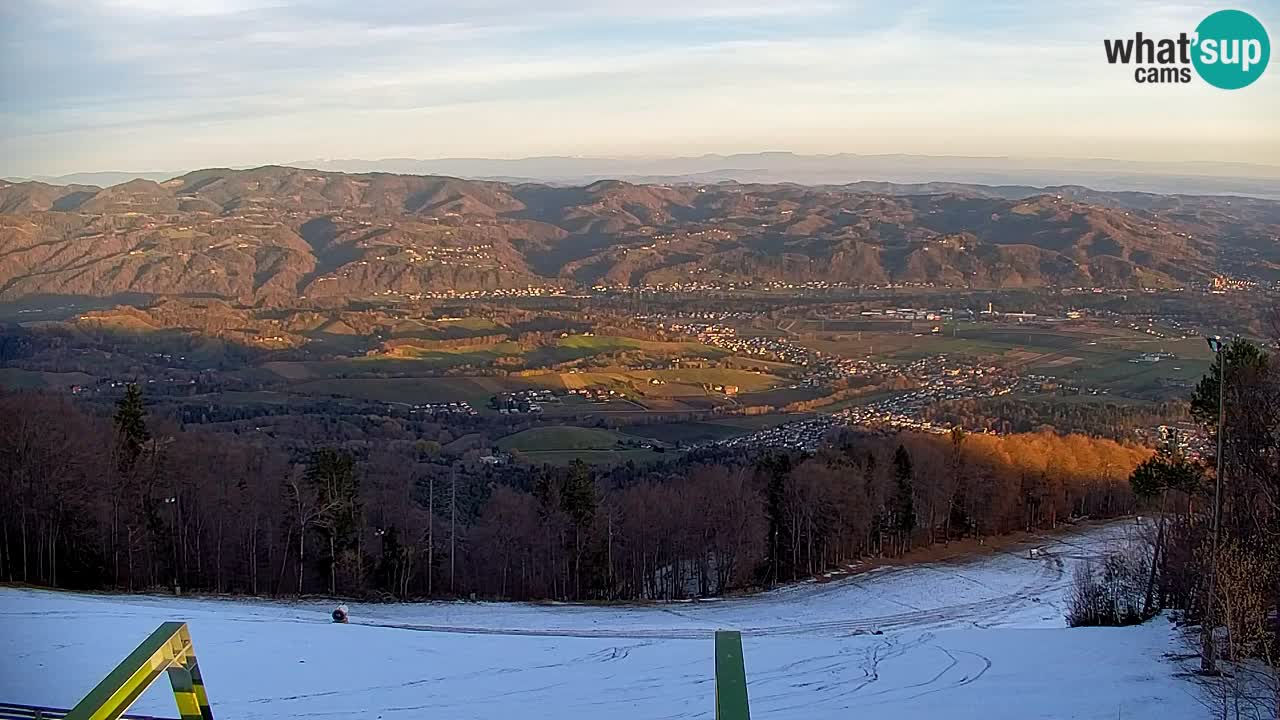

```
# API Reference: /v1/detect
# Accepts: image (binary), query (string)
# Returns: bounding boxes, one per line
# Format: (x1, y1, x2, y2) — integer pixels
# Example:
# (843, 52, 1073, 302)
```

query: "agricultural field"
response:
(617, 413, 812, 446)
(554, 368, 787, 403)
(497, 425, 670, 465)
(497, 426, 630, 451)
(381, 341, 525, 362)
(282, 372, 768, 417)
(291, 376, 545, 405)
(553, 334, 724, 356)
(799, 321, 1214, 399)
(620, 421, 758, 444)
(1059, 355, 1211, 397)
(508, 448, 669, 465)
(0, 368, 95, 390)
(265, 335, 735, 380)
(733, 385, 830, 408)
(425, 317, 503, 334)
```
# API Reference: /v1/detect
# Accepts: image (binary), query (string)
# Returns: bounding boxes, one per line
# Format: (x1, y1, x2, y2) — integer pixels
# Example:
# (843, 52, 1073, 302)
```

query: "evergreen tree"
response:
(1190, 338, 1268, 429)
(561, 459, 597, 527)
(562, 459, 597, 598)
(113, 383, 150, 473)
(892, 444, 916, 550)
(759, 452, 793, 584)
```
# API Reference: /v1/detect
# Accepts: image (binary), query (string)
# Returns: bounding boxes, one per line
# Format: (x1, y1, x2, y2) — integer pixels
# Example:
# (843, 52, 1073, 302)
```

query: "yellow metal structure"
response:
(65, 622, 213, 720)
(61, 620, 746, 720)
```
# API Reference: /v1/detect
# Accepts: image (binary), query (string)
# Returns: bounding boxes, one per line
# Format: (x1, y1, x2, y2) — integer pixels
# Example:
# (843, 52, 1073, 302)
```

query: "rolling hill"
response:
(0, 166, 1276, 306)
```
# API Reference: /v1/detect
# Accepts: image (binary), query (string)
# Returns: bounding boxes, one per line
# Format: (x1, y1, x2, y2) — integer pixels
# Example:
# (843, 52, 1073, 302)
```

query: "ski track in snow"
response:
(0, 521, 1202, 720)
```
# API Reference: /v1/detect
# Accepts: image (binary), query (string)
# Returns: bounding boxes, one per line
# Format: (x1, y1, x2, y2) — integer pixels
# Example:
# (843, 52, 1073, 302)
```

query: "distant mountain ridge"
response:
(0, 165, 1277, 306)
(286, 153, 1280, 199)
(4, 171, 182, 187)
(14, 152, 1280, 199)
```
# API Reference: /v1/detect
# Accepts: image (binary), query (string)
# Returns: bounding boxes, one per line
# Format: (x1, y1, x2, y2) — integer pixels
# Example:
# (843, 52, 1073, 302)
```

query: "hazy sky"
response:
(2, 0, 1278, 176)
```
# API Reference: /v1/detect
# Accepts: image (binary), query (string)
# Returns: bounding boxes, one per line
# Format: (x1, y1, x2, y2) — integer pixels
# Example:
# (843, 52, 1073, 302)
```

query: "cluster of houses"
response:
(567, 387, 625, 402)
(407, 401, 478, 416)
(491, 390, 556, 414)
(652, 316, 817, 366)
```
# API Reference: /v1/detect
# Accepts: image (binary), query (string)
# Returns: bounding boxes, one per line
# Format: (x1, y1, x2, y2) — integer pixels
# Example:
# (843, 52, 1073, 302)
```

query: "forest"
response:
(0, 386, 1147, 601)
(922, 397, 1190, 440)
(1026, 332, 1280, 715)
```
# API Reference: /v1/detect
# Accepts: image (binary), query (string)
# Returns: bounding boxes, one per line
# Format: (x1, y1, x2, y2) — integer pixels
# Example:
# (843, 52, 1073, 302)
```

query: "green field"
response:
(734, 386, 829, 407)
(521, 335, 730, 367)
(801, 321, 1215, 399)
(556, 367, 785, 400)
(283, 369, 782, 413)
(496, 425, 672, 466)
(497, 426, 629, 451)
(1059, 356, 1211, 396)
(643, 368, 782, 391)
(434, 317, 502, 332)
(0, 368, 95, 390)
(380, 342, 525, 364)
(385, 316, 501, 337)
(269, 333, 733, 380)
(510, 448, 671, 466)
(620, 421, 754, 444)
(554, 334, 723, 355)
(293, 376, 544, 405)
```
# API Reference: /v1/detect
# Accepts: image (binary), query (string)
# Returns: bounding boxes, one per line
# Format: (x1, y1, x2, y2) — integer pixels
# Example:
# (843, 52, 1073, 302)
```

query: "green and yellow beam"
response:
(64, 619, 744, 720)
(714, 630, 751, 720)
(65, 622, 213, 720)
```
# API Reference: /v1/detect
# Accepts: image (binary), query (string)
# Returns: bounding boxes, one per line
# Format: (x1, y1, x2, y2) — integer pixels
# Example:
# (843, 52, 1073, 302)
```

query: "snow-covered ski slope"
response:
(2, 521, 1201, 719)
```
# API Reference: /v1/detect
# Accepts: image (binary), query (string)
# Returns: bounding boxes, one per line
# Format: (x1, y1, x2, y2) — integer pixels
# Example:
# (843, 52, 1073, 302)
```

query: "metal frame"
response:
(714, 630, 751, 720)
(65, 622, 213, 720)
(62, 621, 744, 720)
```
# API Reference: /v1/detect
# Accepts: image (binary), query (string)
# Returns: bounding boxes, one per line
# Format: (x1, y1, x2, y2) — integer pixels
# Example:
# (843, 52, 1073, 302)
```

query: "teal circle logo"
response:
(1192, 10, 1270, 89)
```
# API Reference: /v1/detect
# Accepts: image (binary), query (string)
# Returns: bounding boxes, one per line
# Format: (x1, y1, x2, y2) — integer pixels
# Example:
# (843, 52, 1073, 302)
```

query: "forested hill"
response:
(1, 166, 1277, 305)
(0, 389, 1146, 600)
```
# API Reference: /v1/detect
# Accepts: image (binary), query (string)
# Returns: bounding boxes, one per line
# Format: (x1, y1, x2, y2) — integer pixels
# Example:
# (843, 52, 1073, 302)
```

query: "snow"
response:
(1, 521, 1203, 719)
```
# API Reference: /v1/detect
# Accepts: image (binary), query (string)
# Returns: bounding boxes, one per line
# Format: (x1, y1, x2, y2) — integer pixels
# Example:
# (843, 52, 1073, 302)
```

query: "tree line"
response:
(1090, 335, 1280, 716)
(0, 388, 1146, 600)
(923, 397, 1189, 441)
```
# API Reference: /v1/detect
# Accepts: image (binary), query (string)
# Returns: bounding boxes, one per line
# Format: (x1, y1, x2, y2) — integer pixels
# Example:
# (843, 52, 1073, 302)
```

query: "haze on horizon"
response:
(2, 0, 1278, 178)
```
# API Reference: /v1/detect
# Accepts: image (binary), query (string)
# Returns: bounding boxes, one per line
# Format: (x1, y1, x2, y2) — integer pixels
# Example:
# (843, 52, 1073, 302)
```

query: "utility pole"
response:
(427, 476, 433, 596)
(1202, 336, 1226, 675)
(450, 468, 457, 594)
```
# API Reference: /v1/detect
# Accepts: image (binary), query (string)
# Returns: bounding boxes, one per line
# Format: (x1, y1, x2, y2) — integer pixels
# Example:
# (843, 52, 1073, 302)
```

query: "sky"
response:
(1, 0, 1278, 177)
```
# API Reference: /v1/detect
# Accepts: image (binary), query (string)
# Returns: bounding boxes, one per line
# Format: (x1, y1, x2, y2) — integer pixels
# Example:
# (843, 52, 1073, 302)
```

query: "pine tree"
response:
(561, 459, 596, 599)
(760, 452, 793, 584)
(561, 459, 597, 527)
(113, 383, 150, 474)
(892, 444, 916, 554)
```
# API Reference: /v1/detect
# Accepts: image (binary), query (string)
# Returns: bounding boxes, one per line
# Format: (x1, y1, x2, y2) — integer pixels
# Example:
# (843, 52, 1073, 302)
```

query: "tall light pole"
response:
(1202, 335, 1226, 674)
(164, 496, 179, 594)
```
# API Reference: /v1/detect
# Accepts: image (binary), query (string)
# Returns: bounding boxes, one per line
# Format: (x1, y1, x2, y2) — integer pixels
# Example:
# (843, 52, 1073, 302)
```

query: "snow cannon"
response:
(332, 604, 349, 624)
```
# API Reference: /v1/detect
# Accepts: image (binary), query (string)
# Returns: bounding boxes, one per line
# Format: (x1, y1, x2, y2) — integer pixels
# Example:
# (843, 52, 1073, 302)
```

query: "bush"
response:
(1067, 544, 1151, 627)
